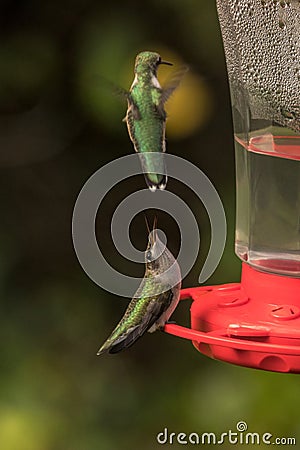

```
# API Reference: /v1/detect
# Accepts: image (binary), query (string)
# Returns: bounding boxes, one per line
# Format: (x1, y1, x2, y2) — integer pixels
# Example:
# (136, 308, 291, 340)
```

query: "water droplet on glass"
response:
(279, 19, 286, 29)
(281, 108, 295, 120)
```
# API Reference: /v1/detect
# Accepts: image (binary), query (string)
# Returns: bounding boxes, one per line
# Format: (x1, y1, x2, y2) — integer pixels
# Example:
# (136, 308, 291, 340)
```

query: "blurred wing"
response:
(83, 74, 128, 103)
(90, 75, 141, 120)
(126, 95, 141, 121)
(160, 65, 189, 107)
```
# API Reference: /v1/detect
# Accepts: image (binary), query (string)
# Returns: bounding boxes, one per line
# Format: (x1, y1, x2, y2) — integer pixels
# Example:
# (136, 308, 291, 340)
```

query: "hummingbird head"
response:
(144, 217, 175, 275)
(134, 51, 172, 76)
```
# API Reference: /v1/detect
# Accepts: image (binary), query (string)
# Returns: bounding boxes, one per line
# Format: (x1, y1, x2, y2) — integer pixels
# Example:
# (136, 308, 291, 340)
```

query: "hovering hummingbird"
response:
(123, 51, 187, 191)
(97, 218, 182, 355)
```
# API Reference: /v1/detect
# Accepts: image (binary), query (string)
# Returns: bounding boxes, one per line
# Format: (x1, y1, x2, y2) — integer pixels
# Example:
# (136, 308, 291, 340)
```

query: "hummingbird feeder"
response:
(164, 0, 300, 373)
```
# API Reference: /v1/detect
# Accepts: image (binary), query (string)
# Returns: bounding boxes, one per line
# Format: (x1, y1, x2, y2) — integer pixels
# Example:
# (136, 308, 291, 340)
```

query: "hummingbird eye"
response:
(146, 250, 152, 261)
(157, 56, 161, 65)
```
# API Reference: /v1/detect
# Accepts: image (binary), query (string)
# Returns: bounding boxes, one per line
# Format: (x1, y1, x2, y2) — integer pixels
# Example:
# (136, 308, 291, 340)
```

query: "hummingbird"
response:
(123, 51, 187, 191)
(97, 218, 182, 355)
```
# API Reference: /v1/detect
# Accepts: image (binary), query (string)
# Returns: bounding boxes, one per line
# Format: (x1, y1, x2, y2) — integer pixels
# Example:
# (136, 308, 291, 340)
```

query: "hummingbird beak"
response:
(159, 60, 173, 66)
(152, 216, 158, 244)
(144, 213, 155, 247)
(144, 213, 150, 234)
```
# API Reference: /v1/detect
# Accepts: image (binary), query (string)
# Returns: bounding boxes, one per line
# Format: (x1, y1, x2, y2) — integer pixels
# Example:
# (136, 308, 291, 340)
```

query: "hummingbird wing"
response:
(91, 75, 141, 120)
(106, 83, 141, 120)
(155, 65, 189, 118)
(102, 289, 174, 354)
(125, 95, 141, 121)
(90, 75, 128, 100)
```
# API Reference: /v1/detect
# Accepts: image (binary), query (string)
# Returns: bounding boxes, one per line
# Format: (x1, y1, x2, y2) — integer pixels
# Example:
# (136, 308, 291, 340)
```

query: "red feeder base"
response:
(164, 263, 300, 373)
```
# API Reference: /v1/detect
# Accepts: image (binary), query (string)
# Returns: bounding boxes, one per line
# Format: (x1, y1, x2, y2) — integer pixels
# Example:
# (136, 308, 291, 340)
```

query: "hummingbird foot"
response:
(158, 320, 177, 332)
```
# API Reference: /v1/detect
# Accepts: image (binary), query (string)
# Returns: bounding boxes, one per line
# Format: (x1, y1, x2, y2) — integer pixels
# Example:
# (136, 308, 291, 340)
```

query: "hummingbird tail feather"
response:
(96, 345, 108, 356)
(106, 326, 146, 354)
(158, 174, 167, 190)
(98, 320, 152, 355)
(138, 153, 167, 192)
(144, 173, 167, 192)
(97, 292, 175, 355)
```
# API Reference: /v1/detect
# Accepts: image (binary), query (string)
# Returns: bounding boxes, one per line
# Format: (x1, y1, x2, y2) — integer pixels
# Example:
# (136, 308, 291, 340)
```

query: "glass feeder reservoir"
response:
(165, 0, 300, 373)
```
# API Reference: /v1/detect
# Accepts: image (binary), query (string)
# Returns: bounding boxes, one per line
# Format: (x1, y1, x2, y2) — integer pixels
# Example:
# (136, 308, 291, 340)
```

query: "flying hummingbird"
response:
(123, 51, 187, 191)
(97, 218, 182, 355)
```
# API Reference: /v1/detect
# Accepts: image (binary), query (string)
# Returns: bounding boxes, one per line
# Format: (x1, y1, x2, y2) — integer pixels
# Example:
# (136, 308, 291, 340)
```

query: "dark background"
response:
(0, 1, 299, 449)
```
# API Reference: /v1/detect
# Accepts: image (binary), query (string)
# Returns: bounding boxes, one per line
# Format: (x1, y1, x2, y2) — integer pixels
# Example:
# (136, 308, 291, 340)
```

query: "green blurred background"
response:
(0, 0, 299, 449)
